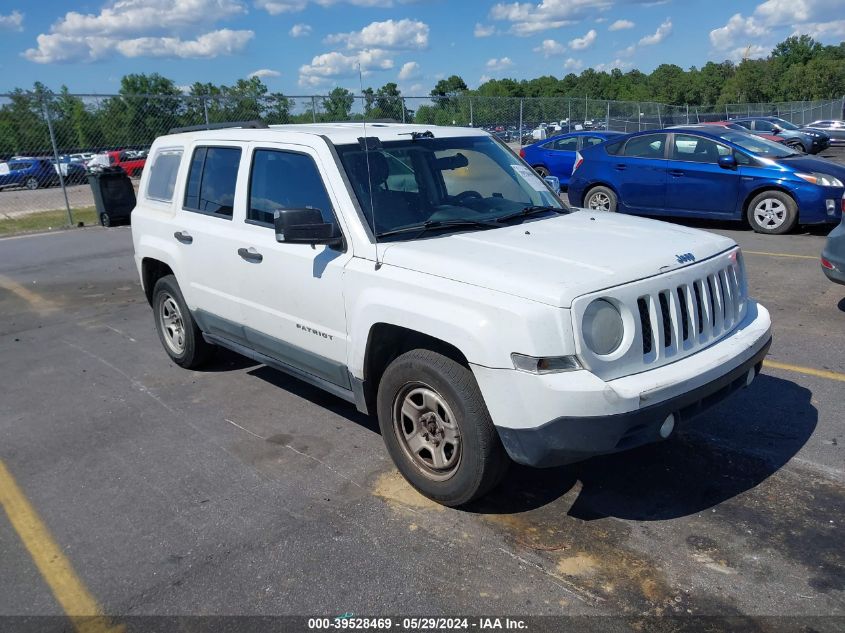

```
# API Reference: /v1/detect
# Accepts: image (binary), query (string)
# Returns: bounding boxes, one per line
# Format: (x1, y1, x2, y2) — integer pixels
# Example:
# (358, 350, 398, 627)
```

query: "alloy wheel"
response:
(753, 197, 787, 230)
(158, 294, 186, 355)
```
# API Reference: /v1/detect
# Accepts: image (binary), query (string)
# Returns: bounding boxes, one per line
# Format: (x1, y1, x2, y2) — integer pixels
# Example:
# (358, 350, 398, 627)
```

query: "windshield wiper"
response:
(495, 205, 567, 224)
(376, 218, 498, 239)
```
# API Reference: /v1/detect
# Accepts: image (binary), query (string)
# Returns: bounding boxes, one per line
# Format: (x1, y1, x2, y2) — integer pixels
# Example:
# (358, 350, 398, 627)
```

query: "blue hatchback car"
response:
(567, 128, 845, 234)
(520, 131, 624, 188)
(0, 158, 58, 191)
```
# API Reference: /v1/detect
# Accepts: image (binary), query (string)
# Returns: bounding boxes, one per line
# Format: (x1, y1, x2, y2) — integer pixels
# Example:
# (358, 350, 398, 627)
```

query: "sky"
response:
(0, 0, 844, 97)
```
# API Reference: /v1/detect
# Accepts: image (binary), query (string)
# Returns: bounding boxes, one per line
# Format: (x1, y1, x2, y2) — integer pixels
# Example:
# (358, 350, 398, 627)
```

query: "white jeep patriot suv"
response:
(132, 122, 772, 506)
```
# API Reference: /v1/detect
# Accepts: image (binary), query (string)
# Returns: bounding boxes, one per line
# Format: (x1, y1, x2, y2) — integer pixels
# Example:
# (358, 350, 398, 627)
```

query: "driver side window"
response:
(247, 149, 334, 227)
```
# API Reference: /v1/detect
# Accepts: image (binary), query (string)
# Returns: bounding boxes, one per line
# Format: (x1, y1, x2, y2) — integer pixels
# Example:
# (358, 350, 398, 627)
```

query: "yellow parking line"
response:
(0, 459, 122, 633)
(763, 360, 845, 383)
(0, 273, 58, 314)
(744, 250, 819, 260)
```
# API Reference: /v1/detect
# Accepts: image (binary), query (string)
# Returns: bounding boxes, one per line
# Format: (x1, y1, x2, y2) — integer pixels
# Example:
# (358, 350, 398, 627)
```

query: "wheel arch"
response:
(141, 257, 175, 306)
(360, 323, 470, 415)
(581, 181, 619, 207)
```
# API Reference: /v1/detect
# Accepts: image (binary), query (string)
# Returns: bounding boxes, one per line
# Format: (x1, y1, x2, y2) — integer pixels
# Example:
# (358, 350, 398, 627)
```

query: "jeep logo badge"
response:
(676, 252, 696, 264)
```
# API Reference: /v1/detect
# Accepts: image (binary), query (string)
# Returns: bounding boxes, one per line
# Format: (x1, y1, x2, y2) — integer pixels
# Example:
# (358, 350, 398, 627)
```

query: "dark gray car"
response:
(822, 201, 845, 285)
(732, 116, 830, 154)
(805, 120, 845, 146)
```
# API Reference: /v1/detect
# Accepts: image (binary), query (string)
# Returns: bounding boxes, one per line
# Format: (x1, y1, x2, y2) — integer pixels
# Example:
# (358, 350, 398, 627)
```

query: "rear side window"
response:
(184, 146, 241, 219)
(622, 134, 667, 158)
(543, 137, 578, 151)
(583, 136, 606, 147)
(604, 139, 625, 155)
(247, 149, 334, 226)
(146, 149, 183, 202)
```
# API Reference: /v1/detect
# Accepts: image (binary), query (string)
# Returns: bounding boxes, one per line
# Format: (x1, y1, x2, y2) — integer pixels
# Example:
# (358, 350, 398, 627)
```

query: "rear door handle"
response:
(173, 231, 193, 244)
(615, 164, 626, 171)
(238, 247, 263, 263)
(669, 170, 684, 177)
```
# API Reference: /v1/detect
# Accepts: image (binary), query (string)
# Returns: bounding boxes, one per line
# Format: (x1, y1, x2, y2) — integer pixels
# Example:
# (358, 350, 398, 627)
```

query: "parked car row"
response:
(520, 117, 843, 236)
(0, 148, 148, 191)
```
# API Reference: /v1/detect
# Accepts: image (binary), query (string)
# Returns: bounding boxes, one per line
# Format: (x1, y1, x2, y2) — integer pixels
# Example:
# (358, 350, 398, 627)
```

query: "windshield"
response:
(335, 135, 565, 239)
(718, 130, 800, 158)
(771, 118, 799, 131)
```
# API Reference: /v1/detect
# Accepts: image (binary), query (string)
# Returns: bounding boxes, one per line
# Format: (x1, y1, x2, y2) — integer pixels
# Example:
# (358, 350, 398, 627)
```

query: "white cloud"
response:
(298, 48, 393, 86)
(708, 0, 845, 57)
(398, 61, 420, 80)
(608, 19, 634, 31)
(485, 56, 514, 71)
(569, 28, 597, 50)
(326, 19, 429, 50)
(23, 0, 252, 63)
(638, 18, 672, 45)
(256, 0, 394, 12)
(115, 29, 254, 59)
(594, 58, 632, 71)
(248, 68, 281, 78)
(0, 10, 23, 31)
(563, 57, 583, 71)
(474, 23, 495, 37)
(289, 23, 312, 37)
(478, 74, 493, 84)
(489, 0, 616, 36)
(533, 39, 566, 57)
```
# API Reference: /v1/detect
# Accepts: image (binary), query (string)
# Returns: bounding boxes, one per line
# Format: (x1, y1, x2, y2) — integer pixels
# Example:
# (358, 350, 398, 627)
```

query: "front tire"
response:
(533, 165, 550, 178)
(746, 190, 798, 235)
(584, 185, 617, 212)
(376, 349, 509, 507)
(25, 177, 39, 190)
(786, 139, 806, 153)
(152, 275, 213, 369)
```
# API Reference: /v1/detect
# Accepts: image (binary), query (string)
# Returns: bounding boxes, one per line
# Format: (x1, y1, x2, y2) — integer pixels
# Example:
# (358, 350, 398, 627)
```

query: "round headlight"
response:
(582, 299, 624, 356)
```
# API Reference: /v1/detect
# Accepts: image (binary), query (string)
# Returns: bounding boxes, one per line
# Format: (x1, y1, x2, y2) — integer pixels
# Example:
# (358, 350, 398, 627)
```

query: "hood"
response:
(778, 155, 845, 179)
(379, 211, 736, 308)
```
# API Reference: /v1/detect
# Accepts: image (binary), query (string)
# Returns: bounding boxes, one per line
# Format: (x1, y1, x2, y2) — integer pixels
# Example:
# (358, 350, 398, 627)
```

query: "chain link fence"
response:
(1, 92, 843, 225)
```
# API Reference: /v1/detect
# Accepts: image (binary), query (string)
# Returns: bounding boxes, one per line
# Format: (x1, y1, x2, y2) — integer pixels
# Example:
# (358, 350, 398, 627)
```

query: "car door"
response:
(612, 133, 668, 213)
(172, 143, 252, 342)
(541, 136, 579, 181)
(236, 143, 353, 391)
(664, 133, 740, 218)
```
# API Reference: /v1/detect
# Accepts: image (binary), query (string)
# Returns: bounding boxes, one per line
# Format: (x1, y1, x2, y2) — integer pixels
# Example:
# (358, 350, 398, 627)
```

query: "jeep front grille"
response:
(637, 263, 744, 362)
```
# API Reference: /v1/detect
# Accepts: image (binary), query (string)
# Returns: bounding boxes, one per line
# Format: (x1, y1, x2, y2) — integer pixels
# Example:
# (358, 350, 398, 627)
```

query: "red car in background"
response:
(88, 150, 146, 177)
(703, 121, 788, 144)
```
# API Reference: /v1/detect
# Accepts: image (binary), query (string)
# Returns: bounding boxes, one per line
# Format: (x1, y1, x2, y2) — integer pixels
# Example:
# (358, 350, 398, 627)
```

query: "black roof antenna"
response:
(357, 62, 382, 270)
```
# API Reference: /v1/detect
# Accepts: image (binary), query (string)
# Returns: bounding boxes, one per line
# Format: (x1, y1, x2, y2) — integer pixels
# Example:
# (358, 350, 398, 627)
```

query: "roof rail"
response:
(168, 120, 268, 134)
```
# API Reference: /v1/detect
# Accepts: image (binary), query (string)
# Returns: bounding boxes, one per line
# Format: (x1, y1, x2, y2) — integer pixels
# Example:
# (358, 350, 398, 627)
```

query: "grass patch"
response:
(0, 207, 99, 238)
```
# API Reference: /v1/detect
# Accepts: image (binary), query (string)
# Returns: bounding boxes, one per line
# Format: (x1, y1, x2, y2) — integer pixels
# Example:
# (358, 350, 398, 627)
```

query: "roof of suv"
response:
(161, 123, 487, 146)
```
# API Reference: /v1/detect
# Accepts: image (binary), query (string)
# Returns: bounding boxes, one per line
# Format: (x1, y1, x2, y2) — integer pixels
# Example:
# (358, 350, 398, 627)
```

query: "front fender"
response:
(343, 258, 575, 378)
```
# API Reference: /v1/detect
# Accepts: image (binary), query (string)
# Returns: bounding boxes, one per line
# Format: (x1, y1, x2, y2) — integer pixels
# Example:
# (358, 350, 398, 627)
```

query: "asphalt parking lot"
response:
(0, 221, 843, 630)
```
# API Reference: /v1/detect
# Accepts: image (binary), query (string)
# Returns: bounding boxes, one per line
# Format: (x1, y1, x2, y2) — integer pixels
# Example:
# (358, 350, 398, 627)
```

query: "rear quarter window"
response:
(604, 140, 624, 155)
(146, 148, 183, 202)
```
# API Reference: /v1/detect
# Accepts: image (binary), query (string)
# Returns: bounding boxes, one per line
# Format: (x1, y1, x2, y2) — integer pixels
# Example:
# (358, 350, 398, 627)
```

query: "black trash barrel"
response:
(88, 166, 137, 227)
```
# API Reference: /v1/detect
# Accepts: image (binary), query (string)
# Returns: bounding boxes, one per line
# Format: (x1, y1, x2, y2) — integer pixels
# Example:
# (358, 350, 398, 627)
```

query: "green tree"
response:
(322, 87, 355, 121)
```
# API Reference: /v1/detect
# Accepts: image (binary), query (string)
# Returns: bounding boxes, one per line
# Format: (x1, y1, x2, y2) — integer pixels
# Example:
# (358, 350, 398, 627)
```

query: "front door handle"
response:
(238, 247, 263, 263)
(615, 164, 627, 171)
(669, 170, 685, 177)
(173, 231, 193, 244)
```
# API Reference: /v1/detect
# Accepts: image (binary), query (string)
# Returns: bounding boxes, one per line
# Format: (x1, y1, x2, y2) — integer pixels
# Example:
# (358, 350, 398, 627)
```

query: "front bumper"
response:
(795, 184, 844, 224)
(473, 302, 772, 467)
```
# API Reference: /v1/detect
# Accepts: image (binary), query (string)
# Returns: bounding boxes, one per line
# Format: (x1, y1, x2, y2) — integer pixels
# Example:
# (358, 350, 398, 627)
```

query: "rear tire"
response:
(152, 275, 214, 369)
(584, 185, 617, 212)
(25, 177, 38, 190)
(376, 349, 509, 507)
(746, 190, 798, 235)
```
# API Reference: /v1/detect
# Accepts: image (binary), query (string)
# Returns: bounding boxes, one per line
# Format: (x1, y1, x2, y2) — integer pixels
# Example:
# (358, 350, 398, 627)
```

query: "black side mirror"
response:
(274, 207, 342, 246)
(771, 126, 781, 134)
(718, 154, 738, 170)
